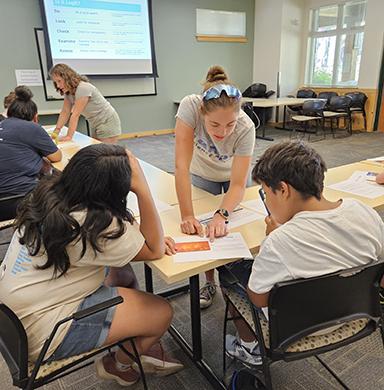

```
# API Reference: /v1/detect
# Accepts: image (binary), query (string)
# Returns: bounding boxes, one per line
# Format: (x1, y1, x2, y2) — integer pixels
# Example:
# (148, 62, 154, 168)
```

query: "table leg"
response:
(256, 108, 274, 141)
(144, 264, 154, 293)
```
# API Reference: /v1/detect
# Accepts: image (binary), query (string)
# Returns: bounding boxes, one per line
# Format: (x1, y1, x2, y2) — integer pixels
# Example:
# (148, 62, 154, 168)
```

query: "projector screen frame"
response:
(38, 0, 158, 78)
(34, 27, 157, 101)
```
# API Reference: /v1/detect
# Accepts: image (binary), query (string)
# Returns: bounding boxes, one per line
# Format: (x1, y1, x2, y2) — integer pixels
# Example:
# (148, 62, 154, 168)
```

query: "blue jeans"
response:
(47, 285, 118, 361)
(191, 174, 230, 195)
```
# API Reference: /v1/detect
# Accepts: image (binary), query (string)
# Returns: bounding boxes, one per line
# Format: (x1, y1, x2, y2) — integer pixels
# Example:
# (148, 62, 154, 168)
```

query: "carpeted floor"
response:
(1, 127, 384, 389)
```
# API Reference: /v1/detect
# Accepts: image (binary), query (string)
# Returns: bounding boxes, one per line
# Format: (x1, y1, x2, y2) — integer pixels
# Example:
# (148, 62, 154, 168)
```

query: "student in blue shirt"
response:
(0, 86, 62, 215)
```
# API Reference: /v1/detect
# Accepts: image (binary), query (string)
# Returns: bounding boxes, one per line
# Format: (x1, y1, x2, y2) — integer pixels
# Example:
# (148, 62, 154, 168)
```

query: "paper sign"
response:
(15, 69, 43, 86)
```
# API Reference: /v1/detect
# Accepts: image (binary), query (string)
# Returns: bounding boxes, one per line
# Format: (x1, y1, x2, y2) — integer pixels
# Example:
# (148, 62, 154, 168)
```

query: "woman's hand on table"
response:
(180, 216, 204, 236)
(206, 213, 228, 242)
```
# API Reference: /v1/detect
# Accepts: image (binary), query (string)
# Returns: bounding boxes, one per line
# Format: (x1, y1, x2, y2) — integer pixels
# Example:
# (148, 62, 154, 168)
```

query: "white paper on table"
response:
(197, 207, 264, 228)
(44, 126, 79, 149)
(367, 156, 384, 163)
(172, 232, 251, 263)
(127, 192, 173, 217)
(241, 199, 269, 217)
(327, 171, 384, 199)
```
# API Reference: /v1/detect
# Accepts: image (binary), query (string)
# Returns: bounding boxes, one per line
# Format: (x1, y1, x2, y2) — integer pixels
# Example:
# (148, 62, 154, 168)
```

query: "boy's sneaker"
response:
(95, 352, 140, 386)
(199, 281, 216, 309)
(133, 342, 184, 377)
(225, 334, 262, 366)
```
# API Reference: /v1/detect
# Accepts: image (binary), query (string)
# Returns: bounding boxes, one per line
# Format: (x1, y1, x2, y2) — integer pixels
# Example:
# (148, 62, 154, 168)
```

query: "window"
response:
(306, 0, 366, 87)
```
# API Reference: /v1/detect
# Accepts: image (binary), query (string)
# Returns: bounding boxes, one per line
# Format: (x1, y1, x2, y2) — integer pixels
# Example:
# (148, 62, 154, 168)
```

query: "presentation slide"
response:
(41, 0, 155, 76)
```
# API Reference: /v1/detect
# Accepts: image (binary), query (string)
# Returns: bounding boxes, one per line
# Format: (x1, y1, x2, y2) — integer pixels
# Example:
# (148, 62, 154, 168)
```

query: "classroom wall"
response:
(253, 0, 305, 98)
(0, 0, 255, 134)
(302, 0, 384, 89)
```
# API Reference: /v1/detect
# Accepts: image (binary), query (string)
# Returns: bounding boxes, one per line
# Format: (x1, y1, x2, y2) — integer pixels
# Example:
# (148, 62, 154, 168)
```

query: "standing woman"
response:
(174, 66, 255, 308)
(50, 64, 121, 143)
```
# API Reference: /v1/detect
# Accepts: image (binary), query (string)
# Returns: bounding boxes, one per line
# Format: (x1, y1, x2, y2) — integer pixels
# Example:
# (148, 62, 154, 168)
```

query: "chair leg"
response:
(223, 298, 230, 375)
(363, 110, 367, 130)
(262, 359, 273, 390)
(315, 355, 349, 390)
(120, 340, 148, 390)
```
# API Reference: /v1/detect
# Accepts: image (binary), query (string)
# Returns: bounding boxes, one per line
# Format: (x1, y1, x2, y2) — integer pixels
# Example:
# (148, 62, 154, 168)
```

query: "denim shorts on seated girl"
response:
(47, 285, 118, 362)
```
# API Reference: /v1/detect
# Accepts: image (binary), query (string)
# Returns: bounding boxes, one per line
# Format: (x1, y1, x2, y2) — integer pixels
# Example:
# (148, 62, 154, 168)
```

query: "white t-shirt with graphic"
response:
(176, 94, 255, 182)
(0, 212, 144, 361)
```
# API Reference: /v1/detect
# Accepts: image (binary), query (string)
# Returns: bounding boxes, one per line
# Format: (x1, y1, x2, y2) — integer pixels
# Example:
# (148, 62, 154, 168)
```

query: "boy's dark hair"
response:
(252, 141, 327, 200)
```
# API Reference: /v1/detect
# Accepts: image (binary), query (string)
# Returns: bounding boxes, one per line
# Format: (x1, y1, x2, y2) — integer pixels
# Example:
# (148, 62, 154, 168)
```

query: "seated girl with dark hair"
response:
(0, 86, 62, 199)
(0, 144, 183, 386)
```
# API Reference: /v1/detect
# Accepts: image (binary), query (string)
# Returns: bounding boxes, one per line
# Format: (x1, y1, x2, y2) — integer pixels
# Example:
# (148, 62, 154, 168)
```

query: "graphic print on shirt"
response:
(195, 136, 230, 162)
(11, 246, 32, 275)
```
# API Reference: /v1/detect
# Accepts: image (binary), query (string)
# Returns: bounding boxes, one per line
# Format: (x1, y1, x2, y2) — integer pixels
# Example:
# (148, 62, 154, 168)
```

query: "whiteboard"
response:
(196, 9, 246, 37)
(34, 29, 156, 100)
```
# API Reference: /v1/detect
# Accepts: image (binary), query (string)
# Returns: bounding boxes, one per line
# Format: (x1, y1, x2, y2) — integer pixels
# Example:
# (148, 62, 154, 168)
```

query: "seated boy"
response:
(223, 140, 384, 365)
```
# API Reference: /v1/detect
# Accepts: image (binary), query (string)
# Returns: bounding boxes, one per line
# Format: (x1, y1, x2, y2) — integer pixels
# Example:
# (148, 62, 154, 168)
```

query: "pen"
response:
(199, 207, 243, 224)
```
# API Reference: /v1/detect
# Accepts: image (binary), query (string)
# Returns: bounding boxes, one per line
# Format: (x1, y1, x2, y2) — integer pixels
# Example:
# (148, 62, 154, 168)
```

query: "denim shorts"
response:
(47, 285, 118, 361)
(191, 173, 253, 196)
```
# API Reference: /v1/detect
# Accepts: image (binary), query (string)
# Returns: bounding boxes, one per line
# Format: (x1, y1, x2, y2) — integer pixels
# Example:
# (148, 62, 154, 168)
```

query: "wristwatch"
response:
(214, 208, 230, 223)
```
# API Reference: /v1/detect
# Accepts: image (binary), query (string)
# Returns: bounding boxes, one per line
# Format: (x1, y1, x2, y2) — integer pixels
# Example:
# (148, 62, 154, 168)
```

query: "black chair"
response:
(291, 99, 327, 141)
(324, 96, 353, 137)
(0, 193, 26, 247)
(318, 91, 339, 110)
(242, 84, 275, 129)
(345, 92, 368, 130)
(242, 83, 275, 99)
(0, 297, 148, 390)
(242, 102, 261, 131)
(287, 89, 318, 116)
(222, 262, 384, 390)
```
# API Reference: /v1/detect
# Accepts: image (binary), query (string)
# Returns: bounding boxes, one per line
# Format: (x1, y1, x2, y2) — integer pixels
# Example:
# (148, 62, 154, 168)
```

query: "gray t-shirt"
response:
(65, 81, 118, 130)
(176, 94, 255, 181)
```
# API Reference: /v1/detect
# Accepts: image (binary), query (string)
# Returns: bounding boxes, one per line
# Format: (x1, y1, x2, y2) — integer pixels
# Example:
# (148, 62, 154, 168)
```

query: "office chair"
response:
(324, 96, 353, 137)
(287, 89, 318, 116)
(318, 91, 339, 109)
(291, 99, 327, 141)
(345, 92, 368, 130)
(221, 262, 384, 389)
(242, 83, 275, 99)
(0, 297, 148, 390)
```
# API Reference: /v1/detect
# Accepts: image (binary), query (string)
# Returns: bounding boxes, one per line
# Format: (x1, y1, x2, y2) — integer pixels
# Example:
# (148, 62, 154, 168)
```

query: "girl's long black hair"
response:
(15, 144, 134, 277)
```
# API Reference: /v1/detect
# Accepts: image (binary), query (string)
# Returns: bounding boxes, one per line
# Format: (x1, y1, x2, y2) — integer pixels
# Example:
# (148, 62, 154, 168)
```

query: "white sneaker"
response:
(199, 281, 216, 309)
(225, 334, 262, 366)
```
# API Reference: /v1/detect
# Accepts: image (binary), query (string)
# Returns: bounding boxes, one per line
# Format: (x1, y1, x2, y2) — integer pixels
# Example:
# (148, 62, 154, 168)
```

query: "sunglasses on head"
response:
(202, 84, 242, 101)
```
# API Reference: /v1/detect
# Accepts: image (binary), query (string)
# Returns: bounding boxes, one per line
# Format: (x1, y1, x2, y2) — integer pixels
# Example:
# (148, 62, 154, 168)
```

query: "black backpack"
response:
(230, 369, 266, 389)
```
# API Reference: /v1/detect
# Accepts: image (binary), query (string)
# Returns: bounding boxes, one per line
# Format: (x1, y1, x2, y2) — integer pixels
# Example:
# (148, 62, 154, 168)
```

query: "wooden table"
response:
(51, 132, 211, 205)
(324, 162, 384, 209)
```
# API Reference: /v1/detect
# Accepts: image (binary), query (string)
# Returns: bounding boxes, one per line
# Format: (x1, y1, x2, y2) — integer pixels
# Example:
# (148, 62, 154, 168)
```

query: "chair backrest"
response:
(0, 304, 29, 386)
(301, 99, 327, 116)
(241, 102, 260, 130)
(297, 89, 317, 99)
(345, 92, 368, 109)
(329, 95, 352, 112)
(318, 91, 339, 104)
(242, 83, 267, 98)
(0, 193, 26, 222)
(268, 262, 384, 353)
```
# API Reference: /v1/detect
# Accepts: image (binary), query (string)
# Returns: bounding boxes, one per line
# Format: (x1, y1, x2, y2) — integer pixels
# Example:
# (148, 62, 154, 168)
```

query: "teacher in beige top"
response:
(50, 63, 121, 143)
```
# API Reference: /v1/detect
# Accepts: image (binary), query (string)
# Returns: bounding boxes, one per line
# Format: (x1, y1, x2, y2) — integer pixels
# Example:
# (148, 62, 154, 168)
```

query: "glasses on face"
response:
(202, 84, 242, 101)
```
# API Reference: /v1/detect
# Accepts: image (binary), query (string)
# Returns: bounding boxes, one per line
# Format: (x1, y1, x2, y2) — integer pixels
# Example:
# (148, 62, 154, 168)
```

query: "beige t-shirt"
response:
(176, 94, 255, 182)
(65, 81, 119, 130)
(0, 212, 144, 361)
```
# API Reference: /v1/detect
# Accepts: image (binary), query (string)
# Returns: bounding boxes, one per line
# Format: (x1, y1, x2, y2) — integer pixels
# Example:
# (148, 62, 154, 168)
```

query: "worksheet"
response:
(327, 171, 384, 199)
(240, 199, 269, 217)
(172, 233, 252, 263)
(127, 192, 173, 216)
(197, 207, 264, 228)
